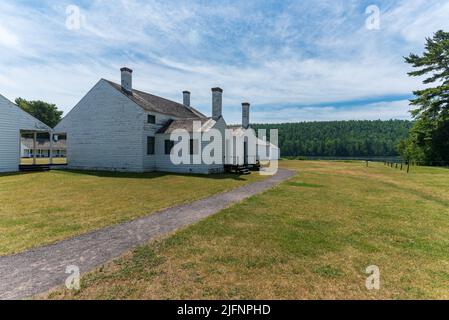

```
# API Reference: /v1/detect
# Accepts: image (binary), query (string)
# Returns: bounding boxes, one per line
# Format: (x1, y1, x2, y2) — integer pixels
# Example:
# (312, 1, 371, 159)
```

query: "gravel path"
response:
(0, 169, 295, 300)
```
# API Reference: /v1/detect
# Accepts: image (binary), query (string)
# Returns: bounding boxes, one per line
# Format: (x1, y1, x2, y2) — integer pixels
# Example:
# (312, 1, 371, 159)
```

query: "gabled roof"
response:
(227, 126, 254, 137)
(157, 117, 216, 134)
(0, 94, 51, 131)
(105, 80, 206, 119)
(227, 125, 278, 148)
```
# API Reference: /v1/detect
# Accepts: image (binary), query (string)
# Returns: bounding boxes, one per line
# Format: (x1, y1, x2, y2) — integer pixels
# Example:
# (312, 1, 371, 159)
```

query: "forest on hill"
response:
(252, 120, 413, 157)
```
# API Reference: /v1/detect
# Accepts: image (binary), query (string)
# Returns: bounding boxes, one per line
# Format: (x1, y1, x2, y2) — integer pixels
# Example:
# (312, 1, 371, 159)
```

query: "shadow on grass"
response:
(62, 169, 249, 181)
(0, 172, 30, 178)
(1, 169, 251, 181)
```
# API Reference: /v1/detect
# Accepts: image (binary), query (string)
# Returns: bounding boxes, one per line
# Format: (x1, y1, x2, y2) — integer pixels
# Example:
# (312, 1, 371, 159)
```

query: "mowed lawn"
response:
(0, 170, 263, 256)
(47, 161, 449, 300)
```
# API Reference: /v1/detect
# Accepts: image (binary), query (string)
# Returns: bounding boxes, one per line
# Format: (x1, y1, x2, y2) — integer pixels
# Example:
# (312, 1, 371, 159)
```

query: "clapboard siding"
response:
(55, 79, 227, 174)
(225, 127, 258, 166)
(257, 143, 280, 161)
(0, 94, 50, 172)
(53, 77, 261, 174)
(55, 80, 146, 172)
(155, 117, 226, 174)
(142, 113, 173, 171)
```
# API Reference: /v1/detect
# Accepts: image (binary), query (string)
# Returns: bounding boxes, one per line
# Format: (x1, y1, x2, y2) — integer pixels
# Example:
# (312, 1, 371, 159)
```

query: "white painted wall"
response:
(142, 112, 173, 172)
(257, 140, 280, 161)
(0, 94, 50, 172)
(55, 80, 147, 172)
(270, 146, 280, 160)
(225, 127, 258, 166)
(155, 117, 226, 174)
(54, 79, 273, 174)
(20, 143, 27, 158)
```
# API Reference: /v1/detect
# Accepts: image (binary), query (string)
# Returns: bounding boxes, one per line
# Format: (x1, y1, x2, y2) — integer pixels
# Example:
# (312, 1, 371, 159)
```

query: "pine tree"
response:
(402, 30, 449, 164)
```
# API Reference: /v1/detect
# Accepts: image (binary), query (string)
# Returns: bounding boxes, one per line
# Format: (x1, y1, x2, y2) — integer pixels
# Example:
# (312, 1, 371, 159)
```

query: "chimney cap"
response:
(242, 102, 250, 106)
(211, 87, 223, 93)
(120, 67, 133, 73)
(183, 90, 191, 94)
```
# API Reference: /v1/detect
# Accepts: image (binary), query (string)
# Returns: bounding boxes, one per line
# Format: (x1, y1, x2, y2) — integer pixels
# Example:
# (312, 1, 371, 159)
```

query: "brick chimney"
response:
(212, 87, 223, 120)
(183, 91, 191, 107)
(120, 67, 133, 93)
(242, 102, 250, 129)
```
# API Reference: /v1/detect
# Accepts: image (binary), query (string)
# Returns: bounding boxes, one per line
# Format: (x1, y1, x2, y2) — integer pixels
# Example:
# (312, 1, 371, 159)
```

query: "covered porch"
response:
(19, 130, 67, 171)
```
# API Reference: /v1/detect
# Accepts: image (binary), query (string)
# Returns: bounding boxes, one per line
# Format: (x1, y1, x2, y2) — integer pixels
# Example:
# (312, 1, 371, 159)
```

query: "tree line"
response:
(16, 96, 413, 158)
(253, 120, 412, 157)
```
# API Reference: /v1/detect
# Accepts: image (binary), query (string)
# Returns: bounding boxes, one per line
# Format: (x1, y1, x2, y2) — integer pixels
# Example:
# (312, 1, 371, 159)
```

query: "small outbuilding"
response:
(0, 94, 52, 172)
(256, 138, 280, 161)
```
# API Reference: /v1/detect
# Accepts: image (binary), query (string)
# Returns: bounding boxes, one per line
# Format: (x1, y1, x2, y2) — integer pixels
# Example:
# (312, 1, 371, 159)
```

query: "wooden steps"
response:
(236, 166, 251, 175)
(224, 164, 251, 175)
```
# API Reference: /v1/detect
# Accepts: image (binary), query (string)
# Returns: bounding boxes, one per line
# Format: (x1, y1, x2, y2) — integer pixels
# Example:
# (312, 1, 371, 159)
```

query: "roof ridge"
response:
(104, 79, 207, 119)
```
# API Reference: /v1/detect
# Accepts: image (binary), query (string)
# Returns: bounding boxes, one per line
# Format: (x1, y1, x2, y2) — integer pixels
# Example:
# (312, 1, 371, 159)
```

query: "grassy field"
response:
(20, 158, 67, 165)
(47, 161, 449, 300)
(0, 170, 263, 256)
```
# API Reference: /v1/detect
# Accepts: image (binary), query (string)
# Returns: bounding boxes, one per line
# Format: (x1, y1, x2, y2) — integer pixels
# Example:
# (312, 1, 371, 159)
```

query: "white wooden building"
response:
(226, 126, 258, 166)
(55, 67, 279, 174)
(227, 102, 280, 164)
(256, 138, 280, 161)
(0, 94, 52, 172)
(55, 68, 225, 173)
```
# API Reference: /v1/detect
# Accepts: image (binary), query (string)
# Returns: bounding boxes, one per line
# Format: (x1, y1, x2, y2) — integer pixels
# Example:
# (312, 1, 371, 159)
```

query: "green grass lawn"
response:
(0, 170, 263, 256)
(46, 161, 449, 300)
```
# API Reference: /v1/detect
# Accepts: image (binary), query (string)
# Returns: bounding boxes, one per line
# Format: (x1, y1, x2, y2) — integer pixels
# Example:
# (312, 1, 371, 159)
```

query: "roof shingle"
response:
(105, 80, 206, 119)
(157, 118, 215, 134)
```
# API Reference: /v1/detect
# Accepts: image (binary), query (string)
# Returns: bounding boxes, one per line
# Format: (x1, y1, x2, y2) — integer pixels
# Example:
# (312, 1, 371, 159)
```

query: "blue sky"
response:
(1, 0, 449, 123)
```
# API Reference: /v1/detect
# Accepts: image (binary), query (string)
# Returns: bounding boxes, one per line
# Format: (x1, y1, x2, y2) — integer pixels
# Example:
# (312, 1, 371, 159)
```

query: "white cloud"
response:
(0, 24, 19, 49)
(383, 0, 449, 44)
(249, 100, 413, 123)
(0, 0, 446, 122)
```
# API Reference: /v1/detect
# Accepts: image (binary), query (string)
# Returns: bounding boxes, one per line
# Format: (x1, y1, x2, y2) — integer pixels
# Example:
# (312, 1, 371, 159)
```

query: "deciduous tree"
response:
(15, 98, 63, 128)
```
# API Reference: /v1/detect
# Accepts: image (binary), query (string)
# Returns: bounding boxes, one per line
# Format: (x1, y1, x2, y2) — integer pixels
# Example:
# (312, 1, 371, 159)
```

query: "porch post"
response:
(49, 131, 53, 165)
(33, 131, 37, 165)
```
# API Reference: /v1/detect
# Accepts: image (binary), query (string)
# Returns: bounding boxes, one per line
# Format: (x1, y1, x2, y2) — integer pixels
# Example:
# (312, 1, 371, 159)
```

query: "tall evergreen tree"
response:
(401, 30, 449, 164)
